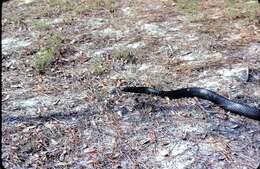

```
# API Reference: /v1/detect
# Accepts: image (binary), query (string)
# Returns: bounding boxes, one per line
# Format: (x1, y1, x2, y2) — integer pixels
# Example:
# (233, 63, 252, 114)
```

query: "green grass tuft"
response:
(33, 34, 62, 73)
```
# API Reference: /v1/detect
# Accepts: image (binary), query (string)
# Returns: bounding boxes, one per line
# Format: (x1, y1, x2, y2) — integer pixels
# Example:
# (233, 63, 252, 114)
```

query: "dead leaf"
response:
(85, 147, 97, 154)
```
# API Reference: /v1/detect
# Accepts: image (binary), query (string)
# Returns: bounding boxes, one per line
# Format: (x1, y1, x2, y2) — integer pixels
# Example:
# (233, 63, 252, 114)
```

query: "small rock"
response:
(158, 148, 170, 157)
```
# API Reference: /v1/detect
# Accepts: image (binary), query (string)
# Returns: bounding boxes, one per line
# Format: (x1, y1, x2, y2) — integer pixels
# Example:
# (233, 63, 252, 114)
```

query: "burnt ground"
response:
(2, 0, 260, 168)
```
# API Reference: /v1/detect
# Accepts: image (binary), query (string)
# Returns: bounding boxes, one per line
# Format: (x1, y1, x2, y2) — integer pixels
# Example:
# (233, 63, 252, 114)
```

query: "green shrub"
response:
(33, 34, 62, 73)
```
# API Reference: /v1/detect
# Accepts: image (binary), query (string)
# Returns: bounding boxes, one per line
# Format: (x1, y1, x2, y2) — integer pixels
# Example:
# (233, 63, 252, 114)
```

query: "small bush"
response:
(33, 49, 54, 72)
(33, 34, 62, 73)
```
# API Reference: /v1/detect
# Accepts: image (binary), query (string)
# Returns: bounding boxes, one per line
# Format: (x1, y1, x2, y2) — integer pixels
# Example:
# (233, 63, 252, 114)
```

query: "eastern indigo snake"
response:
(121, 86, 260, 121)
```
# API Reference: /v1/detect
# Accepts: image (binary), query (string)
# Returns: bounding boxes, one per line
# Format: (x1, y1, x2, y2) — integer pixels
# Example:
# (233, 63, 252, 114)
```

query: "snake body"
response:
(121, 86, 260, 121)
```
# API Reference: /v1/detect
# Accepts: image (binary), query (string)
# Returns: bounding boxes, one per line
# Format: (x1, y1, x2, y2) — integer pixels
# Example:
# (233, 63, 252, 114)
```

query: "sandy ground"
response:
(2, 0, 260, 168)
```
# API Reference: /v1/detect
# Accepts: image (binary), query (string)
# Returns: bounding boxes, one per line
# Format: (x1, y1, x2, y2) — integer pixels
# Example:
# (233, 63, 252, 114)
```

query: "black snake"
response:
(121, 86, 260, 121)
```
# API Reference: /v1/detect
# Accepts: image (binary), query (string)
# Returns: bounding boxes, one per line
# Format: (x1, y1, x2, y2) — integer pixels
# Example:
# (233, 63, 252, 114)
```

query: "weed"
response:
(32, 20, 50, 30)
(224, 0, 242, 19)
(244, 1, 259, 21)
(23, 138, 38, 153)
(63, 16, 74, 25)
(82, 0, 116, 12)
(89, 57, 106, 75)
(40, 0, 75, 16)
(224, 0, 259, 21)
(39, 7, 51, 17)
(74, 4, 90, 15)
(47, 0, 74, 9)
(45, 33, 62, 49)
(176, 0, 204, 22)
(5, 15, 20, 24)
(33, 49, 54, 72)
(33, 34, 62, 73)
(93, 63, 106, 75)
(112, 47, 134, 62)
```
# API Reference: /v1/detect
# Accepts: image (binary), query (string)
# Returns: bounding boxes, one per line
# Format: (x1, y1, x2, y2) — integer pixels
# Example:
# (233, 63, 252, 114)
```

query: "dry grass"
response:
(74, 0, 117, 14)
(176, 0, 205, 22)
(112, 47, 135, 62)
(224, 0, 260, 21)
(165, 55, 244, 76)
(175, 0, 260, 22)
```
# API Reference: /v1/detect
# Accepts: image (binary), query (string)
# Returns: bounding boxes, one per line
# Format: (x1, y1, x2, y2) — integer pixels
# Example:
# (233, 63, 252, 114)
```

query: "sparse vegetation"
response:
(74, 4, 90, 15)
(112, 47, 134, 62)
(33, 50, 54, 73)
(32, 20, 50, 30)
(39, 0, 117, 16)
(47, 0, 75, 10)
(224, 0, 260, 21)
(5, 15, 20, 24)
(176, 0, 259, 22)
(224, 0, 240, 18)
(23, 138, 38, 154)
(3, 0, 260, 168)
(47, 0, 70, 7)
(74, 0, 117, 14)
(84, 0, 116, 11)
(40, 0, 75, 16)
(89, 57, 106, 75)
(176, 0, 204, 22)
(243, 0, 260, 21)
(33, 34, 62, 73)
